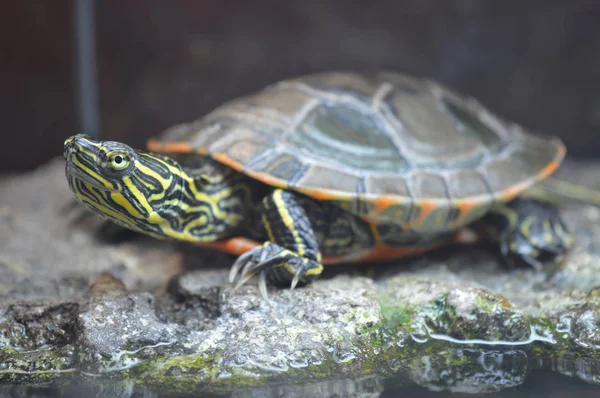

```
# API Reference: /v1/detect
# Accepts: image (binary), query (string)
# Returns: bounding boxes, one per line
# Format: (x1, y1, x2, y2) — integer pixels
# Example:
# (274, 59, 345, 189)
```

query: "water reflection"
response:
(3, 355, 600, 397)
(406, 348, 528, 393)
(546, 356, 600, 385)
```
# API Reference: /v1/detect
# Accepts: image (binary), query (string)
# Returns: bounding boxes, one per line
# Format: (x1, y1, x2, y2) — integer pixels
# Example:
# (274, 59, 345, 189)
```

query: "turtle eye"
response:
(109, 154, 130, 171)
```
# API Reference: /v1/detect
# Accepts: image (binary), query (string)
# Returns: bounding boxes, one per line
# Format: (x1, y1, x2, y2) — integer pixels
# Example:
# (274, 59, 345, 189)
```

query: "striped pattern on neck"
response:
(63, 134, 248, 242)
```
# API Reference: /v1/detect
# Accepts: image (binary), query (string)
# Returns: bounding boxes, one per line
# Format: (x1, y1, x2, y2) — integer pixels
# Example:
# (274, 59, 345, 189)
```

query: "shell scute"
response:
(246, 151, 307, 185)
(447, 170, 490, 199)
(295, 163, 362, 196)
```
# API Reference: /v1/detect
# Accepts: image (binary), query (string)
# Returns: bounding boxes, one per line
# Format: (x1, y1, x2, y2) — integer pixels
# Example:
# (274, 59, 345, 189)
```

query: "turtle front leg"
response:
(480, 198, 574, 271)
(229, 189, 323, 297)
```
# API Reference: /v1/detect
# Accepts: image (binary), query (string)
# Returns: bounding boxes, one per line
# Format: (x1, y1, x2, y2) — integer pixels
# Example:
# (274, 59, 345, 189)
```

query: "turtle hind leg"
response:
(228, 188, 324, 298)
(480, 198, 574, 271)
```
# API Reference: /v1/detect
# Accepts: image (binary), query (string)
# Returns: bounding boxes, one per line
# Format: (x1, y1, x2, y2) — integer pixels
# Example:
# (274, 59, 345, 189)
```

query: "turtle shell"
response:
(147, 71, 565, 233)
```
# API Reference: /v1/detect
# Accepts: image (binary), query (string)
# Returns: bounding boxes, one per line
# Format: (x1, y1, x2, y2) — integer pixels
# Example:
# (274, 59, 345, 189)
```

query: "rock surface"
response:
(1, 158, 600, 396)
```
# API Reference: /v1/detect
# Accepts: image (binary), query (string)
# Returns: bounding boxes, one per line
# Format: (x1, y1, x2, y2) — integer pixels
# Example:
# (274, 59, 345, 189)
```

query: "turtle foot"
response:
(499, 199, 573, 272)
(228, 242, 323, 300)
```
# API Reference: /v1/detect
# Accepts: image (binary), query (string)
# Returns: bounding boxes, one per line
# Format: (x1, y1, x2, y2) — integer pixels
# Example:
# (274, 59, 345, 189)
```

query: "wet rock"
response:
(379, 277, 531, 343)
(166, 270, 227, 318)
(0, 302, 79, 351)
(0, 301, 79, 385)
(2, 158, 600, 395)
(77, 273, 180, 372)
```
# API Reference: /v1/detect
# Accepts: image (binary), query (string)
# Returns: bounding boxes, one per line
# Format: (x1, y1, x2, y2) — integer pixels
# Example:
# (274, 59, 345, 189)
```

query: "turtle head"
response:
(63, 134, 190, 240)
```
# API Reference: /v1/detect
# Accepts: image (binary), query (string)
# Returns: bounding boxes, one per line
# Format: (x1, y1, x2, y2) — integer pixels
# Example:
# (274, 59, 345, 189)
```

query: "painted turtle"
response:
(63, 71, 593, 297)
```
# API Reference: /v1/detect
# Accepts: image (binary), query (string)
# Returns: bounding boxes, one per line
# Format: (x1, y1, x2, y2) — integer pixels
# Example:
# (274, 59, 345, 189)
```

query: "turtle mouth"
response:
(66, 164, 119, 193)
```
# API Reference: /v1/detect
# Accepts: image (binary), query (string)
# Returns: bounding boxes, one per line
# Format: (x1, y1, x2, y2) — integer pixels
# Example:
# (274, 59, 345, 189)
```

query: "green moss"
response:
(0, 337, 16, 353)
(378, 286, 416, 331)
(475, 291, 511, 314)
(124, 347, 380, 394)
(476, 294, 498, 313)
(118, 354, 267, 394)
(380, 301, 414, 329)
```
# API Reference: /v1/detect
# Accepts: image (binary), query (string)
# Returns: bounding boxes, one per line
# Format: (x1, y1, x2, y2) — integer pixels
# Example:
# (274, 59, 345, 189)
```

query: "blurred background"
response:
(2, 0, 600, 172)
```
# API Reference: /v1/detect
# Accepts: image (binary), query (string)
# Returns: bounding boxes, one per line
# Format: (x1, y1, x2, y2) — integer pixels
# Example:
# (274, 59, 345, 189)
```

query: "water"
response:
(2, 358, 599, 397)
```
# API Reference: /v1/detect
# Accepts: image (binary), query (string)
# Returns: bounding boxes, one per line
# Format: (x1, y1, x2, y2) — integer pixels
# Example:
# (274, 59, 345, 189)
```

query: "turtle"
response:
(63, 71, 600, 298)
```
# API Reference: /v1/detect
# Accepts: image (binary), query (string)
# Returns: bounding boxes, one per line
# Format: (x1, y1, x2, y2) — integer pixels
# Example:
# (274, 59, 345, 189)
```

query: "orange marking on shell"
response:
(453, 200, 479, 228)
(211, 152, 244, 172)
(498, 141, 562, 202)
(297, 187, 340, 201)
(412, 199, 437, 227)
(247, 172, 287, 188)
(501, 182, 530, 202)
(146, 139, 193, 154)
(374, 195, 397, 213)
(499, 139, 565, 202)
(534, 143, 565, 183)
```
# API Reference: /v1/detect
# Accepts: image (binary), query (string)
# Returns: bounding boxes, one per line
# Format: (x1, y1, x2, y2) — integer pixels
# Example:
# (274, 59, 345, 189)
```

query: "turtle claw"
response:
(229, 244, 282, 289)
(290, 269, 303, 290)
(234, 272, 255, 290)
(228, 242, 323, 297)
(258, 271, 269, 301)
(228, 250, 254, 283)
